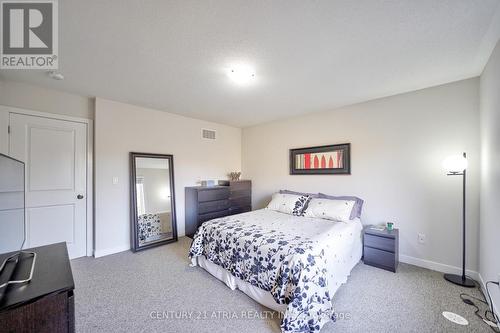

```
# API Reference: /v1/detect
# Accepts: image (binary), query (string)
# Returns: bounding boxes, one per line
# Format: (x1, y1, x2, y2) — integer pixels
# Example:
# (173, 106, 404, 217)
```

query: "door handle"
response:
(77, 194, 84, 199)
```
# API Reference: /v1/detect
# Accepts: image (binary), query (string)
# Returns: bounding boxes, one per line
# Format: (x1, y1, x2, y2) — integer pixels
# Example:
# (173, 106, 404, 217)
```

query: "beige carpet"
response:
(71, 237, 492, 332)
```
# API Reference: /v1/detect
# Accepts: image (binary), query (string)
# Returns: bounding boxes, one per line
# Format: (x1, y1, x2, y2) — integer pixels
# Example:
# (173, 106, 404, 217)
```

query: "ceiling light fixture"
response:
(227, 64, 255, 85)
(47, 71, 64, 80)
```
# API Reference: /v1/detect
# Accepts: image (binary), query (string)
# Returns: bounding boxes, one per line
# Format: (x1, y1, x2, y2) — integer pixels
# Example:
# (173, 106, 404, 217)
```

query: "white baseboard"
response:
(399, 254, 479, 281)
(94, 244, 131, 258)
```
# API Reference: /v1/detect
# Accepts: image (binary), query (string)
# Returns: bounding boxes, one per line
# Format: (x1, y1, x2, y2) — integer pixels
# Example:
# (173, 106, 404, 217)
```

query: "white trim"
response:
(94, 245, 131, 258)
(399, 254, 479, 281)
(86, 120, 94, 256)
(0, 108, 8, 154)
(0, 104, 94, 257)
(0, 106, 91, 125)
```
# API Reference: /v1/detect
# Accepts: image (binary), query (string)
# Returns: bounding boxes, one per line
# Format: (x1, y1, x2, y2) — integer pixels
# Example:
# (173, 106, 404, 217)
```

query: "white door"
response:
(9, 113, 87, 259)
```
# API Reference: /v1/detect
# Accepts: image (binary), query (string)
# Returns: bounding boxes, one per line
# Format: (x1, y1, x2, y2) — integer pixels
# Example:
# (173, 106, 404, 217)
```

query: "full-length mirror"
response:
(130, 153, 177, 251)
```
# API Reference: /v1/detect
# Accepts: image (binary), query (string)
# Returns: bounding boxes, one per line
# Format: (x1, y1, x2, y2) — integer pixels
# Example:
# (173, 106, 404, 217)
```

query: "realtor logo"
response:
(1, 0, 58, 69)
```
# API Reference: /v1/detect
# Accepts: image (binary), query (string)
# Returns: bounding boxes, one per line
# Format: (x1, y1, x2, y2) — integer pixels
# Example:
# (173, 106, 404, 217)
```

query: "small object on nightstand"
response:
(368, 225, 385, 231)
(386, 222, 394, 231)
(363, 227, 399, 273)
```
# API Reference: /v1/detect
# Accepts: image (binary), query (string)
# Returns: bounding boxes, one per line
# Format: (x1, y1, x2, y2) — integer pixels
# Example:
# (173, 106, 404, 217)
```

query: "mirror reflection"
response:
(131, 154, 177, 250)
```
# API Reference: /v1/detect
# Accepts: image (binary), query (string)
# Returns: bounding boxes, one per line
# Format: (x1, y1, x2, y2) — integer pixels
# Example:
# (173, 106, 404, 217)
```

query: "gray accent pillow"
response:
(318, 193, 364, 220)
(279, 189, 319, 198)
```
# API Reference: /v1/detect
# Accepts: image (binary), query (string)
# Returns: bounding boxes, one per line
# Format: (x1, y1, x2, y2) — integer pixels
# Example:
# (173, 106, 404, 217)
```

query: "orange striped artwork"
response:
(295, 150, 343, 169)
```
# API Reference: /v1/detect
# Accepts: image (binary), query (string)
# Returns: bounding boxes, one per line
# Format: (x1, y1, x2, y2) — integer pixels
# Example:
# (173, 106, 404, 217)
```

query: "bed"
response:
(189, 207, 363, 333)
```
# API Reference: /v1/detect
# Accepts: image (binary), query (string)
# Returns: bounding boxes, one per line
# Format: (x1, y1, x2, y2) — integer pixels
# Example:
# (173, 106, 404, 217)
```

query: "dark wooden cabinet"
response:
(363, 228, 399, 272)
(185, 180, 251, 238)
(0, 243, 75, 333)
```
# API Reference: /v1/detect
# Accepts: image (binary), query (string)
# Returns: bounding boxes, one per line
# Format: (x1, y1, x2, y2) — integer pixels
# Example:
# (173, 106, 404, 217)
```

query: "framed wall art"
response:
(290, 143, 350, 175)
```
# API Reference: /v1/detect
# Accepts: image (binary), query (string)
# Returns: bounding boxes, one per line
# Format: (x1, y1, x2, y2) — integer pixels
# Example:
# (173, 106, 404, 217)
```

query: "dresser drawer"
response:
(197, 188, 230, 202)
(229, 206, 251, 215)
(230, 188, 251, 198)
(364, 234, 395, 252)
(199, 209, 230, 223)
(198, 199, 230, 214)
(229, 181, 251, 191)
(230, 196, 251, 208)
(364, 247, 396, 272)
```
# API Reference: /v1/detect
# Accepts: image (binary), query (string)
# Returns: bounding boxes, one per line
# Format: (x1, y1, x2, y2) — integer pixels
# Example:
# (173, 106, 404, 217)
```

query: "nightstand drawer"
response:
(364, 234, 395, 252)
(364, 247, 396, 271)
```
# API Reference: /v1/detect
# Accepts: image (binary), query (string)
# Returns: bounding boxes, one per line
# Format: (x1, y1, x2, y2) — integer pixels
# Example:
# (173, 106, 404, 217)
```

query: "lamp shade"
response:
(442, 154, 468, 173)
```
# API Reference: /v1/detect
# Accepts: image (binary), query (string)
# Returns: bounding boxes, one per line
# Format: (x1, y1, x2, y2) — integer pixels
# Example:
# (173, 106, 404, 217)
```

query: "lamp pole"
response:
(461, 152, 466, 280)
(444, 152, 475, 287)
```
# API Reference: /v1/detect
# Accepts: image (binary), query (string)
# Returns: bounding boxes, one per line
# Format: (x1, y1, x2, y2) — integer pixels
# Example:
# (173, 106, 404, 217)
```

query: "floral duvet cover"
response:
(189, 209, 350, 332)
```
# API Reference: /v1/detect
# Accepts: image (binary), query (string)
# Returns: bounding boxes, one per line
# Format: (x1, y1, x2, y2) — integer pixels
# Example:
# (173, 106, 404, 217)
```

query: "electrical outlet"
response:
(418, 233, 426, 244)
(112, 177, 118, 185)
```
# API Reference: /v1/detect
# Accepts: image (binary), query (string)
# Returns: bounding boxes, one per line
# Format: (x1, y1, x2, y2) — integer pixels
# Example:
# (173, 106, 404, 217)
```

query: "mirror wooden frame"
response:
(130, 152, 178, 251)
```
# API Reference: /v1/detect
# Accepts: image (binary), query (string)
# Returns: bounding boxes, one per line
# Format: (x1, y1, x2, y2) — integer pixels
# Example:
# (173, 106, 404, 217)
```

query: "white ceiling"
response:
(1, 0, 500, 127)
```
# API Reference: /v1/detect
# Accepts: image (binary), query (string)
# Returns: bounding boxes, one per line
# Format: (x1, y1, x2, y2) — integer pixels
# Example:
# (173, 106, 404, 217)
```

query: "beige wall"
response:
(94, 98, 241, 256)
(479, 40, 500, 312)
(0, 79, 94, 120)
(242, 78, 480, 273)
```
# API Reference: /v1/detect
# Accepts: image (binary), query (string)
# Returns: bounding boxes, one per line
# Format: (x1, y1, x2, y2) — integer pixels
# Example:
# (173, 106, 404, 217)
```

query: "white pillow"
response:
(303, 198, 355, 222)
(266, 193, 310, 216)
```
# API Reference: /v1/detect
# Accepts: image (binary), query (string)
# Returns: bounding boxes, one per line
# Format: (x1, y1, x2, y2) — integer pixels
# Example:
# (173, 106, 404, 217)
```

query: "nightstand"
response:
(363, 227, 399, 272)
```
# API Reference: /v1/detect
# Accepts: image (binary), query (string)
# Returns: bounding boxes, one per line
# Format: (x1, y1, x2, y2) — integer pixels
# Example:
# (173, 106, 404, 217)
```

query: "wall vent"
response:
(201, 128, 216, 140)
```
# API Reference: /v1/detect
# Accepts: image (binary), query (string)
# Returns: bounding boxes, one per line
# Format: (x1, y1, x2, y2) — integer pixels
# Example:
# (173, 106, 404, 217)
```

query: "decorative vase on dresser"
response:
(185, 180, 251, 238)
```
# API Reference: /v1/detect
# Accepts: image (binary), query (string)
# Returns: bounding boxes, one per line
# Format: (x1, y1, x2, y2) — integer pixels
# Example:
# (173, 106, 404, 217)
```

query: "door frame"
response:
(0, 105, 94, 257)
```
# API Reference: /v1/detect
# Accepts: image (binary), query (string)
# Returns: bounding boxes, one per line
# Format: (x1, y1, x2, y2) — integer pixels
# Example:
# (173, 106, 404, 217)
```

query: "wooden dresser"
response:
(185, 180, 251, 238)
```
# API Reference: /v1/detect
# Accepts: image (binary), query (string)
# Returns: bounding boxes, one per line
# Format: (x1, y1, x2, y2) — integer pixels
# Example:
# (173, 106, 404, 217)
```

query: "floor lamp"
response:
(442, 152, 475, 288)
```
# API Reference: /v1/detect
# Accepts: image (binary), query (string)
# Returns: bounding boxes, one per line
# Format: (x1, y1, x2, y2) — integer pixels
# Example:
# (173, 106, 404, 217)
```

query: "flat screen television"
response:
(0, 153, 35, 293)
